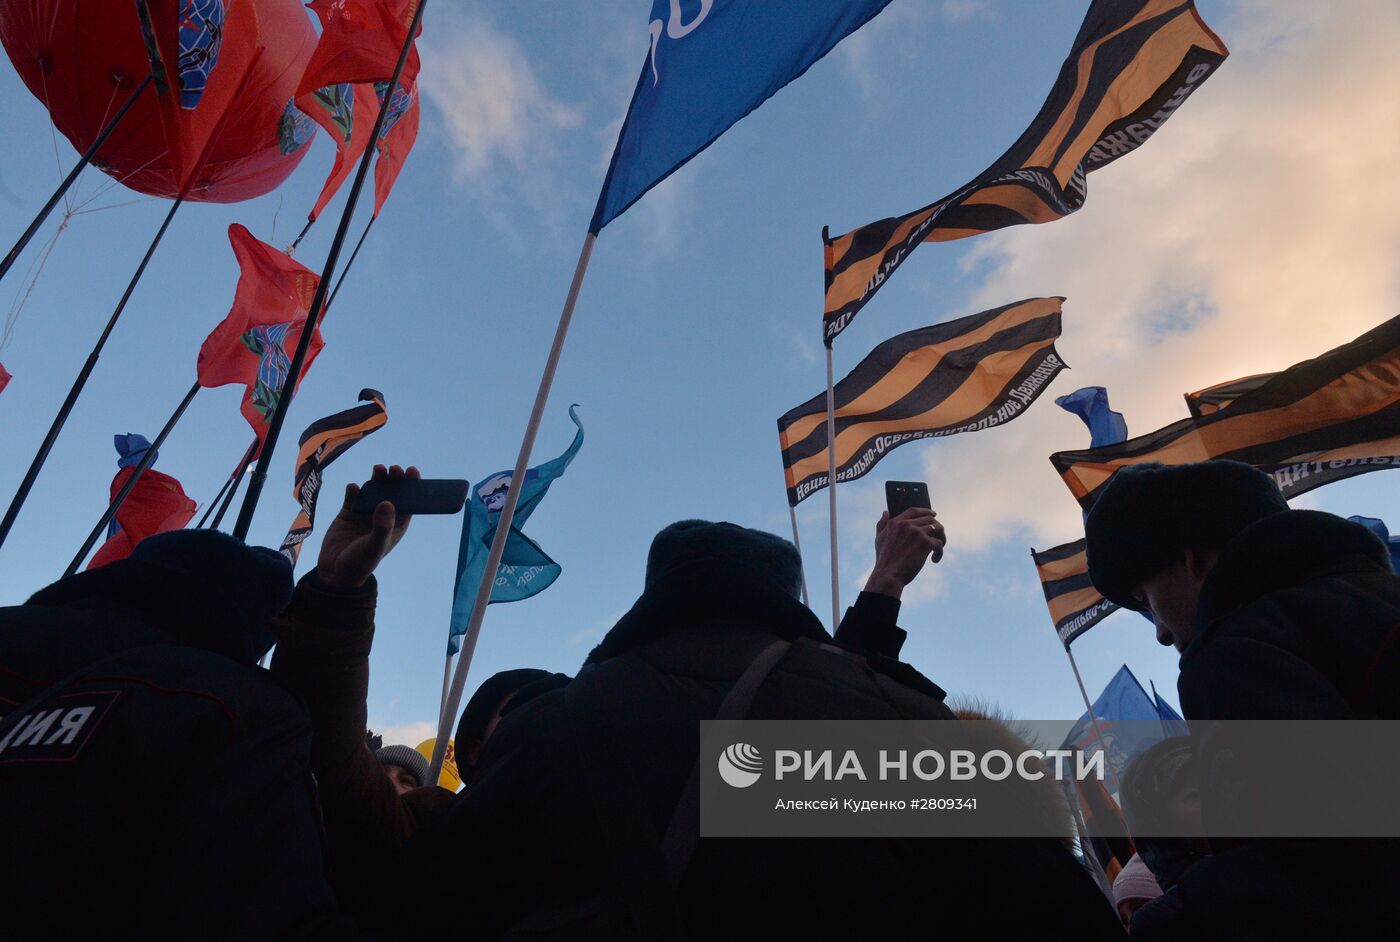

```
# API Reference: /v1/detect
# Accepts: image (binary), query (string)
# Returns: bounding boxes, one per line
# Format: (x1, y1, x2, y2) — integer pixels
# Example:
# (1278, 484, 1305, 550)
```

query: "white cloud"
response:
(892, 0, 1400, 556)
(372, 720, 437, 748)
(420, 15, 581, 182)
(941, 0, 993, 24)
(838, 3, 931, 104)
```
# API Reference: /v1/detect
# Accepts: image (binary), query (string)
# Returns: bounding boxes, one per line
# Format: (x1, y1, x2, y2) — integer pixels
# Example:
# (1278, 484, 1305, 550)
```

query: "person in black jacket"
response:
(376, 512, 1124, 940)
(1085, 459, 1400, 939)
(0, 530, 361, 940)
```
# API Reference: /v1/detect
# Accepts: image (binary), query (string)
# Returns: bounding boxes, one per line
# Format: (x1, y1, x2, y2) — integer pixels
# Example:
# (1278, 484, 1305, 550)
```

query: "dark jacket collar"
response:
(1195, 510, 1392, 634)
(585, 562, 831, 665)
(26, 559, 271, 665)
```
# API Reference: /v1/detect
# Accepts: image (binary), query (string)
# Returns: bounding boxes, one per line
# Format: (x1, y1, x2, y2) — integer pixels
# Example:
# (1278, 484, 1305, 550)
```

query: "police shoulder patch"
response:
(0, 690, 120, 765)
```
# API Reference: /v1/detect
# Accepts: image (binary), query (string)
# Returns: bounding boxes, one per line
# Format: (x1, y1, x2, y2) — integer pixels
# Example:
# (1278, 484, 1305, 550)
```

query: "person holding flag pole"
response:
(427, 0, 899, 783)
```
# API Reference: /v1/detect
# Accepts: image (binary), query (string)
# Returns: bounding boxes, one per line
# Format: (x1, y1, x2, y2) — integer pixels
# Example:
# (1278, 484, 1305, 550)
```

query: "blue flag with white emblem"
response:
(591, 0, 893, 232)
(447, 406, 585, 655)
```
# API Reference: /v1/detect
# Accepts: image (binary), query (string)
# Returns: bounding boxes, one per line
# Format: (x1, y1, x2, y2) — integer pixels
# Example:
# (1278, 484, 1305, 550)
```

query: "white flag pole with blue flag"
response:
(447, 405, 585, 656)
(430, 0, 895, 781)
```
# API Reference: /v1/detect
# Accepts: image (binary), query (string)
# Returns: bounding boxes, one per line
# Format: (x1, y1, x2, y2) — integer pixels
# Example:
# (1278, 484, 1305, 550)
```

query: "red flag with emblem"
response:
(295, 82, 380, 220)
(297, 0, 422, 97)
(197, 225, 325, 450)
(373, 78, 420, 216)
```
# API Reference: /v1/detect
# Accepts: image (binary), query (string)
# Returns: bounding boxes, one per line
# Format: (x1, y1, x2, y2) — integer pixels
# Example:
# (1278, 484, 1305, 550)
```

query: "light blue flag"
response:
(591, 0, 893, 232)
(1060, 665, 1166, 790)
(447, 406, 585, 655)
(1348, 516, 1400, 572)
(1055, 386, 1127, 448)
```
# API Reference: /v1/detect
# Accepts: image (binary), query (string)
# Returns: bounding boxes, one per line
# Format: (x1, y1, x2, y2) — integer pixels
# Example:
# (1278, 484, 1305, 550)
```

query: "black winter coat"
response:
(0, 562, 361, 940)
(1138, 510, 1400, 941)
(378, 573, 1125, 940)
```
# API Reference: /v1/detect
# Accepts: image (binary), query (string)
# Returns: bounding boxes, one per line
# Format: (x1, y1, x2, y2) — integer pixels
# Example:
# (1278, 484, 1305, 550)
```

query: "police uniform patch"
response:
(0, 690, 120, 765)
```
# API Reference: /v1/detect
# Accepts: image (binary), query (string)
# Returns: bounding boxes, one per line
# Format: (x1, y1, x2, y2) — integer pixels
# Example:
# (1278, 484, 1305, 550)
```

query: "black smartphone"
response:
(353, 478, 469, 515)
(885, 480, 931, 519)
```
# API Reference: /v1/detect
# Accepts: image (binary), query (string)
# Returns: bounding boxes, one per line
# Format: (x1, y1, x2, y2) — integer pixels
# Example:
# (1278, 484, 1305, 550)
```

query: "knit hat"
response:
(454, 668, 556, 758)
(375, 744, 431, 789)
(1085, 461, 1287, 610)
(131, 529, 292, 663)
(1113, 854, 1163, 907)
(645, 519, 802, 599)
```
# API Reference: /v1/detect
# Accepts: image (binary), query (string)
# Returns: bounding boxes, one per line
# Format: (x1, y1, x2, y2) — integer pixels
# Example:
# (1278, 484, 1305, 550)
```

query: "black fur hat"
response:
(1085, 460, 1287, 609)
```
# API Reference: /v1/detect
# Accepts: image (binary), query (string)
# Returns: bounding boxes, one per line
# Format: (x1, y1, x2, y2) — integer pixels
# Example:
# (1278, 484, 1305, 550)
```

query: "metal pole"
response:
(0, 74, 155, 285)
(196, 474, 235, 529)
(64, 380, 199, 575)
(231, 0, 428, 542)
(788, 504, 810, 607)
(1064, 643, 1117, 790)
(429, 231, 596, 783)
(197, 437, 257, 528)
(438, 652, 455, 729)
(0, 197, 184, 552)
(825, 347, 840, 631)
(327, 216, 375, 308)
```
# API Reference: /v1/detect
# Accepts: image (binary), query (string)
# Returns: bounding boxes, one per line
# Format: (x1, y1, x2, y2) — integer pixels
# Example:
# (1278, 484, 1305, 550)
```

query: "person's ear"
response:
(1182, 546, 1215, 581)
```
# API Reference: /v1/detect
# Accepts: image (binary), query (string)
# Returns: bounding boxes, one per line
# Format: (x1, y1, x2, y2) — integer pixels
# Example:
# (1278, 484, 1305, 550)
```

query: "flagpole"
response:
(197, 473, 235, 529)
(197, 437, 258, 528)
(824, 347, 841, 630)
(0, 197, 185, 553)
(327, 217, 376, 307)
(429, 230, 596, 783)
(231, 1, 428, 544)
(0, 75, 155, 286)
(63, 380, 200, 575)
(1063, 642, 1116, 789)
(438, 651, 456, 728)
(788, 504, 810, 607)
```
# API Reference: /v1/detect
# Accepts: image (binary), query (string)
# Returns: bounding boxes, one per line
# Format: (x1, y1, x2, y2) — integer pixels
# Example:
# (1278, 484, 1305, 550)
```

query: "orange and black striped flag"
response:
(279, 388, 389, 564)
(1051, 314, 1400, 511)
(779, 297, 1066, 506)
(821, 0, 1227, 345)
(1033, 540, 1119, 647)
(1184, 372, 1273, 418)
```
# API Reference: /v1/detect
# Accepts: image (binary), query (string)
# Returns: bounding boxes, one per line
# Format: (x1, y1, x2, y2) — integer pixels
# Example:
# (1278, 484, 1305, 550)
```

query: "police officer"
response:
(0, 528, 363, 939)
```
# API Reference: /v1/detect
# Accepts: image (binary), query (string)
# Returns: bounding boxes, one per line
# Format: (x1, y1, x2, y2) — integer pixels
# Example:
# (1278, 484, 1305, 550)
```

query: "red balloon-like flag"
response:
(0, 0, 317, 202)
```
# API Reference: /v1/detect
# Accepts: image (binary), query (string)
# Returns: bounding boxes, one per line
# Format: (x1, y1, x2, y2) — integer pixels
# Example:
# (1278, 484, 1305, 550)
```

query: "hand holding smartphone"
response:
(884, 480, 943, 564)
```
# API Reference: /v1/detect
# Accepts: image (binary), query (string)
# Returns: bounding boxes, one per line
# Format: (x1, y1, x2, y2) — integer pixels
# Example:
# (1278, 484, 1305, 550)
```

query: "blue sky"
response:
(2, 0, 1398, 747)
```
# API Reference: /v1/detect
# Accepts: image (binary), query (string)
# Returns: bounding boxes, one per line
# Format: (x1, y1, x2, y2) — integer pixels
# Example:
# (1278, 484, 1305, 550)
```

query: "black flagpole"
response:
(64, 380, 200, 576)
(196, 437, 257, 528)
(288, 217, 315, 254)
(0, 74, 155, 286)
(0, 197, 184, 552)
(232, 4, 426, 542)
(209, 437, 258, 530)
(327, 216, 375, 307)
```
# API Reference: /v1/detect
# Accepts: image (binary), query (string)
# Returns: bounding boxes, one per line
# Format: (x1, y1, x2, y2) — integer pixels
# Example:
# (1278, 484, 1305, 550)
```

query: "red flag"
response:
(295, 82, 380, 220)
(197, 225, 325, 448)
(86, 467, 197, 570)
(0, 362, 10, 395)
(373, 78, 420, 216)
(297, 0, 422, 98)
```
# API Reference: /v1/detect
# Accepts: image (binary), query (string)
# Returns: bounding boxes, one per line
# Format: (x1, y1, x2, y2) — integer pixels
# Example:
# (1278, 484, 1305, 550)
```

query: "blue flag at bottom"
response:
(447, 406, 585, 655)
(1061, 665, 1167, 790)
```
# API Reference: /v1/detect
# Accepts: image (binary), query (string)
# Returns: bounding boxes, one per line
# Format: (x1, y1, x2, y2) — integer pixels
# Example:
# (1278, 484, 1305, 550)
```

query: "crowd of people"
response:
(1, 458, 1397, 939)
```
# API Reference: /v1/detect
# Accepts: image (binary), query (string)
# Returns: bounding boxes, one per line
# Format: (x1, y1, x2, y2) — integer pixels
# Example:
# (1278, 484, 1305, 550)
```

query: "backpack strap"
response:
(564, 638, 792, 941)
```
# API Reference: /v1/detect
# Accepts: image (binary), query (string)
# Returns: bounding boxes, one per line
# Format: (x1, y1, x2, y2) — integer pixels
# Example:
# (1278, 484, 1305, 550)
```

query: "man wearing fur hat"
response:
(1085, 459, 1400, 939)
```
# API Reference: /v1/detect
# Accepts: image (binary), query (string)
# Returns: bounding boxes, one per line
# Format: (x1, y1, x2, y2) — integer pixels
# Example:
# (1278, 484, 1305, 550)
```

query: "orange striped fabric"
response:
(822, 0, 1227, 345)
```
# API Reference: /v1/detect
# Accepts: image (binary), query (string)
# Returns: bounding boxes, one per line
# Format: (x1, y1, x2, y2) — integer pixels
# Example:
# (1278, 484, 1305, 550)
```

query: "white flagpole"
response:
(825, 347, 841, 630)
(788, 504, 810, 607)
(428, 231, 597, 783)
(1064, 643, 1115, 789)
